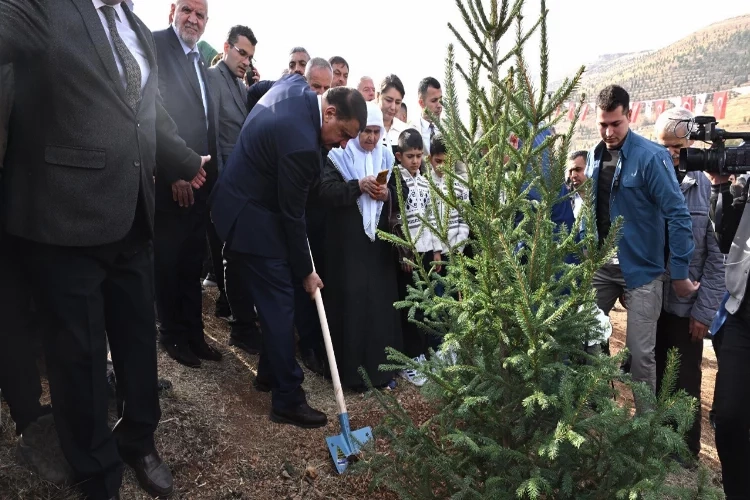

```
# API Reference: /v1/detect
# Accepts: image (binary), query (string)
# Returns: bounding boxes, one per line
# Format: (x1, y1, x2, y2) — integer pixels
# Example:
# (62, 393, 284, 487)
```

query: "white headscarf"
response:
(328, 101, 395, 241)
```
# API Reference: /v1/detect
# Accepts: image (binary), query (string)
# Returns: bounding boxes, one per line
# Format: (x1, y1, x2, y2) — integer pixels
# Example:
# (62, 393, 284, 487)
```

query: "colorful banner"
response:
(630, 101, 642, 123)
(567, 102, 576, 121)
(653, 100, 666, 120)
(580, 103, 590, 122)
(713, 91, 728, 120)
(681, 96, 693, 112)
(694, 93, 707, 115)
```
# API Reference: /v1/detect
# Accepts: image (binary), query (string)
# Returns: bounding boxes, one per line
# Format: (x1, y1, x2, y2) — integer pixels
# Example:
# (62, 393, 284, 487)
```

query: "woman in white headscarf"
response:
(318, 101, 404, 391)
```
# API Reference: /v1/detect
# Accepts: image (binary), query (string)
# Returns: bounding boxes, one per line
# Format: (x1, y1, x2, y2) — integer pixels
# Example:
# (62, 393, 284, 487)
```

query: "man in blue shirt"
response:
(586, 85, 697, 397)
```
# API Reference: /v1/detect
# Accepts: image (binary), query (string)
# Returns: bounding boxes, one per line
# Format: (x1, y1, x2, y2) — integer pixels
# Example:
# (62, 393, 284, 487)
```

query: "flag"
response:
(645, 101, 653, 119)
(653, 100, 666, 120)
(694, 93, 707, 115)
(731, 86, 750, 95)
(681, 96, 693, 112)
(580, 103, 590, 121)
(713, 91, 728, 120)
(668, 96, 682, 109)
(630, 101, 642, 123)
(567, 102, 576, 121)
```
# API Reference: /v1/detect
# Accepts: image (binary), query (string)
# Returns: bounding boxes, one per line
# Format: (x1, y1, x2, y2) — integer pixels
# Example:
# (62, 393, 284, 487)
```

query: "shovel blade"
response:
(326, 425, 373, 474)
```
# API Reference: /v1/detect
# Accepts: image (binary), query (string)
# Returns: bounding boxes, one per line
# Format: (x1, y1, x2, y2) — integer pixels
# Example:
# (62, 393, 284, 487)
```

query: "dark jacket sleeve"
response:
(0, 0, 47, 64)
(0, 64, 13, 168)
(278, 149, 321, 280)
(246, 80, 275, 112)
(154, 84, 202, 184)
(711, 181, 748, 253)
(317, 158, 361, 208)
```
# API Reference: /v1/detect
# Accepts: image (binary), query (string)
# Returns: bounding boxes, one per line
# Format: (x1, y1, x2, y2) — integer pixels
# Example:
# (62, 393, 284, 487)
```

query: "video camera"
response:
(679, 116, 750, 175)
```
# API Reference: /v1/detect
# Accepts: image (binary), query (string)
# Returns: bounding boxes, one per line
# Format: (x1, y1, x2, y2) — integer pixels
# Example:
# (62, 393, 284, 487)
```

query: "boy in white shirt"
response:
(394, 128, 442, 386)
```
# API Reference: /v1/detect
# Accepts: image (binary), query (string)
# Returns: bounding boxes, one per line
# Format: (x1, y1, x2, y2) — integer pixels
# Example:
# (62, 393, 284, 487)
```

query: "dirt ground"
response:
(0, 293, 722, 499)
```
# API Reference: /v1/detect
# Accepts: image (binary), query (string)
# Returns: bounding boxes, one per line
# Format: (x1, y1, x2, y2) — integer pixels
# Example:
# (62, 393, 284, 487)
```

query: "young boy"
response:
(394, 128, 442, 386)
(428, 134, 470, 255)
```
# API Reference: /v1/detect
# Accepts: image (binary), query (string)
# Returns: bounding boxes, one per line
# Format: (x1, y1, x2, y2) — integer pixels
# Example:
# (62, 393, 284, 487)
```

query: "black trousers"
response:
(154, 208, 208, 346)
(224, 250, 261, 345)
(225, 250, 305, 410)
(0, 235, 45, 435)
(295, 282, 323, 354)
(655, 311, 702, 456)
(206, 217, 231, 314)
(24, 238, 160, 500)
(714, 302, 750, 500)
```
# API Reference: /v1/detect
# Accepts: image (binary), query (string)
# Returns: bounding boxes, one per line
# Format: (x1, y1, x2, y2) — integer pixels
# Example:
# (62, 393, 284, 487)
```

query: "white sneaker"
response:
(399, 356, 427, 386)
(203, 277, 217, 288)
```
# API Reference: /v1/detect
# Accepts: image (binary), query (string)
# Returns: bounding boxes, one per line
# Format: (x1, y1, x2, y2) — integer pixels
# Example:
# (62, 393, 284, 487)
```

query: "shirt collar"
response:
(172, 25, 197, 56)
(92, 0, 125, 20)
(317, 95, 323, 128)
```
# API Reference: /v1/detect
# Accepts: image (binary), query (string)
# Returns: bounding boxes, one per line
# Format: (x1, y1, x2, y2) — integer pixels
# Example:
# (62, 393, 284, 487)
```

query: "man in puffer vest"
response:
(653, 108, 725, 463)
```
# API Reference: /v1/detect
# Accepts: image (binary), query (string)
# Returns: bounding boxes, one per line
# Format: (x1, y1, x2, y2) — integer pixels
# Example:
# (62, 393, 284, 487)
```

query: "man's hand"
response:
(190, 156, 210, 189)
(706, 173, 732, 185)
(172, 180, 194, 208)
(689, 316, 709, 342)
(433, 251, 442, 273)
(401, 260, 413, 273)
(251, 66, 260, 83)
(303, 271, 324, 298)
(673, 278, 700, 298)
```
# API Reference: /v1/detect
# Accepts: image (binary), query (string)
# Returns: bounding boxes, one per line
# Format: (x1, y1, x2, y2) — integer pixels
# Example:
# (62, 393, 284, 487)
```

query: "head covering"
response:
(328, 102, 395, 241)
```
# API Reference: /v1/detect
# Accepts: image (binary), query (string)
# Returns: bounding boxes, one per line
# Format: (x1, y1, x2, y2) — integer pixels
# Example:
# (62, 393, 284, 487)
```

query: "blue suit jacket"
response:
(210, 74, 321, 279)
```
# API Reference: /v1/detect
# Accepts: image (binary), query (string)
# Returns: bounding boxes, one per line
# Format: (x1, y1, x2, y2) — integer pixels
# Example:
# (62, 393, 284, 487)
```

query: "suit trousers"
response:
(0, 234, 45, 435)
(655, 311, 702, 456)
(714, 301, 750, 500)
(154, 207, 208, 346)
(225, 250, 306, 410)
(23, 237, 160, 500)
(206, 217, 231, 314)
(224, 249, 261, 345)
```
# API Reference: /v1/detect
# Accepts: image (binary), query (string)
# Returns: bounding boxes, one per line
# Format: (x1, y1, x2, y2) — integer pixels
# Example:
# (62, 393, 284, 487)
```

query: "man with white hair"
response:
(305, 57, 332, 95)
(653, 106, 725, 462)
(357, 76, 376, 101)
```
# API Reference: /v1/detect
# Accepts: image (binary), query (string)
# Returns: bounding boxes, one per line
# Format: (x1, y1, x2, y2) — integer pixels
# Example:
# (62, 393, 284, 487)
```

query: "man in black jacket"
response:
(0, 1, 209, 498)
(152, 0, 223, 368)
(708, 169, 750, 500)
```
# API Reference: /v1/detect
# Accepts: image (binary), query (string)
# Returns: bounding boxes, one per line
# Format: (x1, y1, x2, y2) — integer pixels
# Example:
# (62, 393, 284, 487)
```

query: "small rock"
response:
(281, 470, 291, 480)
(305, 465, 318, 480)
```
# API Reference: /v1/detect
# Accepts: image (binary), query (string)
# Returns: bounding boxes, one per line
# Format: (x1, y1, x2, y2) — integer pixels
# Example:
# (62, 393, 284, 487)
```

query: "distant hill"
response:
(556, 15, 750, 150)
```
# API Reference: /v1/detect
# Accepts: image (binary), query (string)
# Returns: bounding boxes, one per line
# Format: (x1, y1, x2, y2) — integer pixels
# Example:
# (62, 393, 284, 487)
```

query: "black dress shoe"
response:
(161, 341, 201, 368)
(124, 450, 173, 498)
(270, 401, 328, 429)
(228, 335, 262, 355)
(252, 377, 272, 392)
(190, 339, 223, 361)
(301, 347, 327, 376)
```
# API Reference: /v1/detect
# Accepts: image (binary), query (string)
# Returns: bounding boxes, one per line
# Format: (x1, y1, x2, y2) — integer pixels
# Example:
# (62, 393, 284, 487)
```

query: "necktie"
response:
(188, 52, 208, 125)
(101, 6, 141, 110)
(429, 122, 436, 140)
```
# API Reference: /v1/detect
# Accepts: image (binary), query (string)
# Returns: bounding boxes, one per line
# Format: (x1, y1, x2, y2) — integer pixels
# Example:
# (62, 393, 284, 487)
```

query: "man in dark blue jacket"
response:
(210, 75, 366, 427)
(585, 85, 695, 400)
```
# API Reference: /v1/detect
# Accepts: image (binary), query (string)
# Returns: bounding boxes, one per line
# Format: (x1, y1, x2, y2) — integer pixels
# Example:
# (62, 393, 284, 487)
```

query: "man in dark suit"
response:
(206, 24, 263, 354)
(210, 76, 366, 427)
(152, 0, 223, 368)
(0, 1, 209, 498)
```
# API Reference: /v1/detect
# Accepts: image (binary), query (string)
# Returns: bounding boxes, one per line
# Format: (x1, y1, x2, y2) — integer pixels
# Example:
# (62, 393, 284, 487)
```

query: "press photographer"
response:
(681, 116, 750, 500)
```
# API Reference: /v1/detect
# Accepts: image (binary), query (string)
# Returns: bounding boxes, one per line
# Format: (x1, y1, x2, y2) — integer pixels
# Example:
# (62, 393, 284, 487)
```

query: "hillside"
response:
(560, 14, 750, 150)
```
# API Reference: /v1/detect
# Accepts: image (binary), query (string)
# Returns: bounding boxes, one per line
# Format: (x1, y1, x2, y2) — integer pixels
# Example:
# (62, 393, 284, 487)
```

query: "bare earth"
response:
(0, 294, 722, 499)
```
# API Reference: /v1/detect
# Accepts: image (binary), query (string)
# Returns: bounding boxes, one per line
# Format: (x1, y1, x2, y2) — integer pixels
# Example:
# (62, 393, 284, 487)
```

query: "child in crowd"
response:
(394, 129, 442, 386)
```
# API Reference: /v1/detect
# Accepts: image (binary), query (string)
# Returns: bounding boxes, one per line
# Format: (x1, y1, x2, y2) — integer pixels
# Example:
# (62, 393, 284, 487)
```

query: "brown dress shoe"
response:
(124, 450, 173, 498)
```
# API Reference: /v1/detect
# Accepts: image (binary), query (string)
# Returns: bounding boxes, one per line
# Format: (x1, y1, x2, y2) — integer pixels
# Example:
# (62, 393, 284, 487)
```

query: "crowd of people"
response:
(0, 1, 748, 499)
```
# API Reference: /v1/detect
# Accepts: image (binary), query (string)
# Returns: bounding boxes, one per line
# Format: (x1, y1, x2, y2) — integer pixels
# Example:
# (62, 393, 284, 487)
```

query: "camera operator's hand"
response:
(706, 173, 732, 185)
(673, 278, 700, 298)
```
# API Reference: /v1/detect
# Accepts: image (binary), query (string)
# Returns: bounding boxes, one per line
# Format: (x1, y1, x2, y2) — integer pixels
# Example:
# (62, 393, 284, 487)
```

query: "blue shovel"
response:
(308, 247, 373, 474)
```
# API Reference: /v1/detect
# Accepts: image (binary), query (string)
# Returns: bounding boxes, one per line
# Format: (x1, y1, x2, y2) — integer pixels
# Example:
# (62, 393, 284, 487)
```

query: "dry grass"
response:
(0, 294, 725, 499)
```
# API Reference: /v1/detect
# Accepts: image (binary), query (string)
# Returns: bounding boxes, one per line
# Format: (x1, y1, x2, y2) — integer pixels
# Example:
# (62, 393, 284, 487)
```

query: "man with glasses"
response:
(207, 25, 262, 354)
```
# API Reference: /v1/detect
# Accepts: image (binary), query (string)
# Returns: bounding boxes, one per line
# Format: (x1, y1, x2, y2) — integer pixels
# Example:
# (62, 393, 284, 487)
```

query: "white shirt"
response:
(317, 95, 323, 128)
(172, 25, 208, 128)
(382, 117, 407, 150)
(418, 116, 435, 154)
(92, 0, 150, 92)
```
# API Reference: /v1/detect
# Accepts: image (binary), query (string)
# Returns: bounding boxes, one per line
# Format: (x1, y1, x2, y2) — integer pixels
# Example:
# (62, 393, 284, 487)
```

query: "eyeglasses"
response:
(230, 44, 253, 63)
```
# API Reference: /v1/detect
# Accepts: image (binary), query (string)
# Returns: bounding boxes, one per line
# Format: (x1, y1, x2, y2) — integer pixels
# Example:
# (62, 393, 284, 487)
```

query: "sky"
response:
(132, 0, 749, 120)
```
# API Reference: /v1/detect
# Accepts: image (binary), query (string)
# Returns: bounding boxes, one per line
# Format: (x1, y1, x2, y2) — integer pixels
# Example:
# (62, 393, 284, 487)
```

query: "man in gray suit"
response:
(206, 25, 263, 352)
(0, 1, 209, 499)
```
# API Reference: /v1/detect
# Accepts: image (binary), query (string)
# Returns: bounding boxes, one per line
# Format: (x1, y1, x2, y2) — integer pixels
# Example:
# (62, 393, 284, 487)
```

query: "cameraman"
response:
(709, 166, 750, 499)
